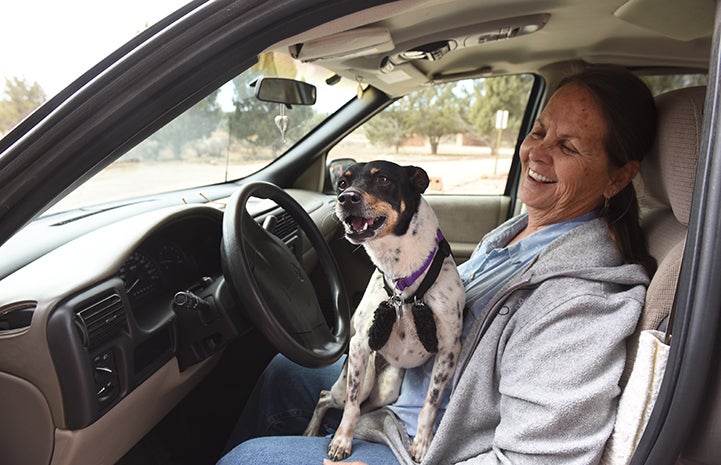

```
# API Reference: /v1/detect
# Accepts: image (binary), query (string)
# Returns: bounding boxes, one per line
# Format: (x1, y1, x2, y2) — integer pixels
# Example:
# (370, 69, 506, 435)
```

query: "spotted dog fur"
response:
(303, 161, 465, 462)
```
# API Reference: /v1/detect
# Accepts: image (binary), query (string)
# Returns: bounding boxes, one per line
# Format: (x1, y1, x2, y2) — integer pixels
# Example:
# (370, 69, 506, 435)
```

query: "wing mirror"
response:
(326, 158, 356, 193)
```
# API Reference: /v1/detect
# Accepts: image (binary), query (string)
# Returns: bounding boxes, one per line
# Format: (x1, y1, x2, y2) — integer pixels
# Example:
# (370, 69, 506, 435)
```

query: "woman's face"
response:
(518, 82, 638, 226)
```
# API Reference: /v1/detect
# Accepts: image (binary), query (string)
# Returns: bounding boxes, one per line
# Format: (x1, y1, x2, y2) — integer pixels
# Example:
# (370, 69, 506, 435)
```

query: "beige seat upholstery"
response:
(625, 85, 705, 378)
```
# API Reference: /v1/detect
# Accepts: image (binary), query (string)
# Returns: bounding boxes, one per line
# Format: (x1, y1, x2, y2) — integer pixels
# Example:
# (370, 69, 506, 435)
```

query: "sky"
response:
(1, 0, 192, 99)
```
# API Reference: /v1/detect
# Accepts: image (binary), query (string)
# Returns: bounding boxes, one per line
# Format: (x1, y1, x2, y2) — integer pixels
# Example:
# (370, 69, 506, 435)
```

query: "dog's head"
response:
(335, 160, 430, 244)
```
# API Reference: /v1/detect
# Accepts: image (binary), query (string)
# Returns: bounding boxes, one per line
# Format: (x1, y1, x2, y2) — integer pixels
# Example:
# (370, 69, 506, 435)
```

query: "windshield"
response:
(46, 52, 357, 214)
(1, 1, 193, 105)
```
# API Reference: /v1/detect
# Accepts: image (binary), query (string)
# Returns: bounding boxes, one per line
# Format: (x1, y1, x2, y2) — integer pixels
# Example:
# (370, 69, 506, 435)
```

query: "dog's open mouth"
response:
(344, 215, 386, 240)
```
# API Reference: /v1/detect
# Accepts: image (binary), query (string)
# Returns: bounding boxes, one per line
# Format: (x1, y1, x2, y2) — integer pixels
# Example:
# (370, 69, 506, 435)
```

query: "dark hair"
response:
(556, 66, 658, 276)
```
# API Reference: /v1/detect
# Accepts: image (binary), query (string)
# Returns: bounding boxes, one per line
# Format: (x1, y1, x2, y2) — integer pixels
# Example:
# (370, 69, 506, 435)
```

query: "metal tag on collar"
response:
(390, 293, 404, 318)
(412, 296, 426, 309)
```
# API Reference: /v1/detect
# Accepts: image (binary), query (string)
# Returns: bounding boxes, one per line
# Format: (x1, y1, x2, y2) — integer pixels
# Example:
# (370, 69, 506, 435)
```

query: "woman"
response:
(218, 66, 658, 465)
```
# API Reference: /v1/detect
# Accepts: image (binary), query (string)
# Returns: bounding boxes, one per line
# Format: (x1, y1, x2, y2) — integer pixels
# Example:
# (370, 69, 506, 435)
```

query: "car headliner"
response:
(272, 0, 712, 98)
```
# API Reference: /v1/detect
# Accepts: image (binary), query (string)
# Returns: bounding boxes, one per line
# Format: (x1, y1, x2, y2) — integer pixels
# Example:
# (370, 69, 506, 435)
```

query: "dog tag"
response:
(390, 294, 404, 318)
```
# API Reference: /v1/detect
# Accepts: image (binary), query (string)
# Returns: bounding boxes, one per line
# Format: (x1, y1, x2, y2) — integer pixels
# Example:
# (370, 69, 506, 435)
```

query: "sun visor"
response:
(289, 27, 394, 62)
(614, 0, 714, 41)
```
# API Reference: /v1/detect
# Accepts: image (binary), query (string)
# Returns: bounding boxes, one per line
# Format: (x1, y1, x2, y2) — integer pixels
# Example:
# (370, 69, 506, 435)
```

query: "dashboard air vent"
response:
(74, 293, 127, 349)
(272, 210, 299, 242)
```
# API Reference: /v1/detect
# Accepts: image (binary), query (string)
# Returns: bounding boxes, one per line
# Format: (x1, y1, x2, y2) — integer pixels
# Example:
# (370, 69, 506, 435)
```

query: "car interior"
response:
(0, 0, 719, 464)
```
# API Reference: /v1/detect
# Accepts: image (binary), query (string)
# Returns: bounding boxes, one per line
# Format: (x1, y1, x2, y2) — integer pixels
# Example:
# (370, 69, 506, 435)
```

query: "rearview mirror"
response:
(255, 78, 317, 105)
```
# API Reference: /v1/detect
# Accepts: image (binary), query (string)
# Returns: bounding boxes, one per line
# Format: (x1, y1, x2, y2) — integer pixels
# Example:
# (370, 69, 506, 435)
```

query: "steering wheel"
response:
(221, 181, 350, 367)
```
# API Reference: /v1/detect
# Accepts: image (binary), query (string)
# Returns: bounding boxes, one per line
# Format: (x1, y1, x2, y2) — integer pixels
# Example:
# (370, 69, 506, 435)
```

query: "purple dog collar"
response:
(394, 229, 445, 292)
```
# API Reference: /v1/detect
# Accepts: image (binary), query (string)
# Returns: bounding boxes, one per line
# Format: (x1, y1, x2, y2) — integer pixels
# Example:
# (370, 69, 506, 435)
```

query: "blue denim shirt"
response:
(388, 211, 598, 437)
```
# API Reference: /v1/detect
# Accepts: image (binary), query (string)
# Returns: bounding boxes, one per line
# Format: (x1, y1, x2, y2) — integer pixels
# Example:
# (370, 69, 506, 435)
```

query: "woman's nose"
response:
(528, 139, 552, 161)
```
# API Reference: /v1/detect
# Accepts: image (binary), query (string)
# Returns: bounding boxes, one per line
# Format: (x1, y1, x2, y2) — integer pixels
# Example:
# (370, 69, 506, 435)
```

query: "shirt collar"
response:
(481, 211, 598, 256)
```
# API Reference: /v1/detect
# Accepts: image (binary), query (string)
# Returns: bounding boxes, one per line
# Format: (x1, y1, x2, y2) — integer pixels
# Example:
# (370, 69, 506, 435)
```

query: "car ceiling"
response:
(272, 0, 713, 97)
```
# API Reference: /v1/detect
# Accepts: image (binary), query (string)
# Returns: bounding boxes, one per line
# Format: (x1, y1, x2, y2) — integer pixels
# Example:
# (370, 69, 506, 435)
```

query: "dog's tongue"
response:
(351, 216, 372, 232)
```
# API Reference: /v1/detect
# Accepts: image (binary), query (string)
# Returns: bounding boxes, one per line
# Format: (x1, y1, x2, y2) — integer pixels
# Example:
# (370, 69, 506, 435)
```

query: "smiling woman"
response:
(519, 83, 627, 230)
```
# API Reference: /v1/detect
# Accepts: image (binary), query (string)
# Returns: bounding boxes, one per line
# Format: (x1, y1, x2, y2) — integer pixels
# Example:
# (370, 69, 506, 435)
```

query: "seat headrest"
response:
(640, 86, 706, 226)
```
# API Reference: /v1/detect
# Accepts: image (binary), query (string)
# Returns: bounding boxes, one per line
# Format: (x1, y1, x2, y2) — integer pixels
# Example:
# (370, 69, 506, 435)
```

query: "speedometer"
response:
(119, 251, 161, 301)
(157, 243, 186, 271)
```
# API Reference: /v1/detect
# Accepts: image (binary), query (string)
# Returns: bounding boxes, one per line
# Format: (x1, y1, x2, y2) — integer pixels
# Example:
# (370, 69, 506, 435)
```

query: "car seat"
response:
(601, 84, 706, 465)
(626, 85, 705, 375)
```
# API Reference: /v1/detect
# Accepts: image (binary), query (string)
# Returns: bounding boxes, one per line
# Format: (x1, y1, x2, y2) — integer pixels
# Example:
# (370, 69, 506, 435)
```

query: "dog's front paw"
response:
(328, 431, 353, 461)
(410, 430, 433, 462)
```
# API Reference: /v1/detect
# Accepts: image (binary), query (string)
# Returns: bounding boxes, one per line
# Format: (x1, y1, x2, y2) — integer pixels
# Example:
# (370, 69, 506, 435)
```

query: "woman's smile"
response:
(527, 168, 556, 184)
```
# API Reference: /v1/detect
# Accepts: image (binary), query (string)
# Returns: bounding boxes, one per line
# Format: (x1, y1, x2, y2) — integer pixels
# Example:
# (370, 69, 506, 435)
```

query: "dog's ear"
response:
(406, 166, 430, 194)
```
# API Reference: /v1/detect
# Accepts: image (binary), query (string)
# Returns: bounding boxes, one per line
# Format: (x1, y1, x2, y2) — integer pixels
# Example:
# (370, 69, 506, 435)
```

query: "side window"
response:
(642, 74, 707, 96)
(328, 74, 535, 195)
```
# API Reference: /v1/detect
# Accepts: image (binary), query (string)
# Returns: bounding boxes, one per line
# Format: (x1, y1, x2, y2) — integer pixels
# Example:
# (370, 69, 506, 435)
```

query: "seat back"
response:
(624, 85, 705, 379)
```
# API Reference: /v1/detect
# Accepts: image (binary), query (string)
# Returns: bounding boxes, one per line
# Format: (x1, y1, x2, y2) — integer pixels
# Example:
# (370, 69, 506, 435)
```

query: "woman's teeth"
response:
(528, 169, 555, 183)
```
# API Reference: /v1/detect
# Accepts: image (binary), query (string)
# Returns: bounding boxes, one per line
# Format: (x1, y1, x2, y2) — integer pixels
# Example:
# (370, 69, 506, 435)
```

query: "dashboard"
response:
(46, 209, 233, 430)
(0, 188, 337, 465)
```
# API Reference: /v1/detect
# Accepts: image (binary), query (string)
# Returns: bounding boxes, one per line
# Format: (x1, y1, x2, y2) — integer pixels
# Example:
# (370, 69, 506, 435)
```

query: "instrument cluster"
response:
(118, 216, 222, 309)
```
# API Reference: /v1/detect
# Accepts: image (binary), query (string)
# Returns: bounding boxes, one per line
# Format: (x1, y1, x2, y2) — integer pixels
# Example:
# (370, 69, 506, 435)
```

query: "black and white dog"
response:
(303, 161, 464, 462)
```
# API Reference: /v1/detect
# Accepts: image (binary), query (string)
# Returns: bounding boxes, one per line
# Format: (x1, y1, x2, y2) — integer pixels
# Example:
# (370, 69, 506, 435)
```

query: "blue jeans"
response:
(218, 354, 399, 464)
(218, 436, 398, 465)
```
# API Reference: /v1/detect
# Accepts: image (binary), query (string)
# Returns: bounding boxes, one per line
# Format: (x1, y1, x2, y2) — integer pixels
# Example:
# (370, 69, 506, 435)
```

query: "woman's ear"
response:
(605, 160, 640, 198)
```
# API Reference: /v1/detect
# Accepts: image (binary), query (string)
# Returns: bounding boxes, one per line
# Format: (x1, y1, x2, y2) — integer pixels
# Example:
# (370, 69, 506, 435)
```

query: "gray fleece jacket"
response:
(355, 218, 649, 465)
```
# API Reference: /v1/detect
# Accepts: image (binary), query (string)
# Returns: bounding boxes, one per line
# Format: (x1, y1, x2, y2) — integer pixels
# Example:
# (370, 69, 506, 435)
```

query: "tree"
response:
(404, 83, 465, 154)
(466, 75, 534, 152)
(364, 101, 413, 153)
(229, 58, 318, 158)
(230, 72, 283, 150)
(169, 90, 221, 159)
(230, 75, 316, 156)
(133, 90, 223, 161)
(366, 83, 466, 155)
(641, 74, 708, 96)
(0, 77, 46, 134)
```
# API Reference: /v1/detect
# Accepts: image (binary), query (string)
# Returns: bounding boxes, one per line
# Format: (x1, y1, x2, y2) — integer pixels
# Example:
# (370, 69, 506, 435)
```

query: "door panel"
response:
(426, 194, 510, 264)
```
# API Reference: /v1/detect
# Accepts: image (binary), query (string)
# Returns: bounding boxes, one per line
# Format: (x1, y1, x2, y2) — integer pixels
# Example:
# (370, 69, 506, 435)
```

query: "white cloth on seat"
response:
(601, 330, 670, 465)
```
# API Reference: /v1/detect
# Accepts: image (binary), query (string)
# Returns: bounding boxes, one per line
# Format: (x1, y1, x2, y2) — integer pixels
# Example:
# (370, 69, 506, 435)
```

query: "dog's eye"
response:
(376, 175, 390, 185)
(338, 179, 348, 190)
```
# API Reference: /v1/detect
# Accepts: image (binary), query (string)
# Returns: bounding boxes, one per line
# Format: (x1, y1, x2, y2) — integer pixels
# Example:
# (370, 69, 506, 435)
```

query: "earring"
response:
(600, 196, 610, 216)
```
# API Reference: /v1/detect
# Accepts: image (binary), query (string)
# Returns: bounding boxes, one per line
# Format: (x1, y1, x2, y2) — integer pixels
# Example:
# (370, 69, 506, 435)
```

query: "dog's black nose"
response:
(338, 189, 362, 205)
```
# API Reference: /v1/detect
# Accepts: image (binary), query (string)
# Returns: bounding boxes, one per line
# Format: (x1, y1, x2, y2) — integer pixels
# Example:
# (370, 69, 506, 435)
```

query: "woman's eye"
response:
(377, 175, 390, 185)
(560, 144, 578, 154)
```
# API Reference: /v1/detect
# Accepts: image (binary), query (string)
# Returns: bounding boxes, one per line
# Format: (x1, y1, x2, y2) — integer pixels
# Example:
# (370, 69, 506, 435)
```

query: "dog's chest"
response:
(377, 310, 432, 368)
